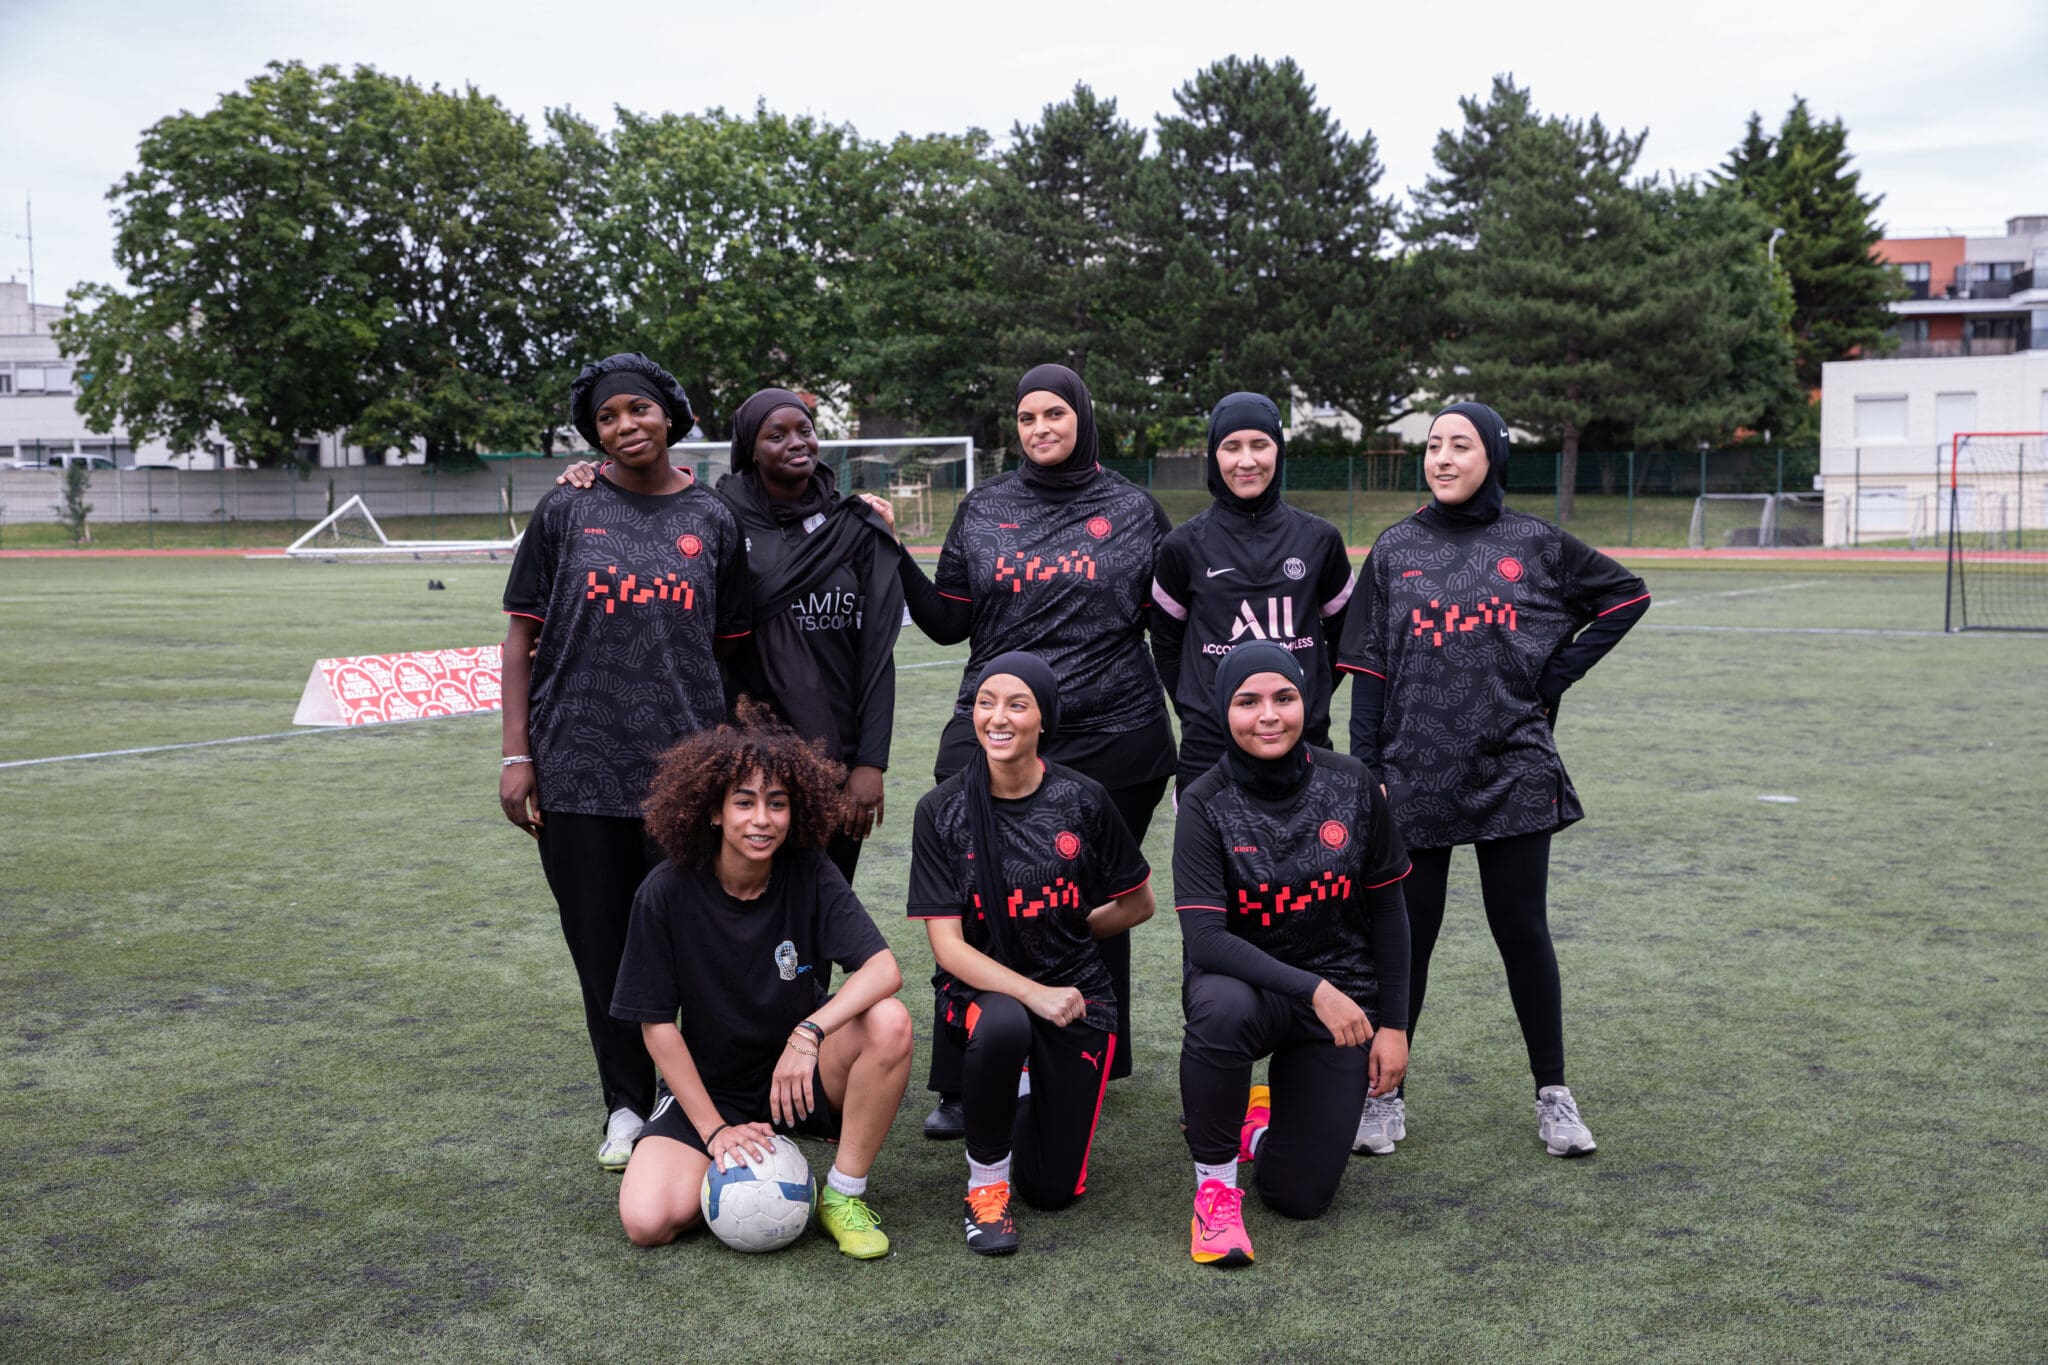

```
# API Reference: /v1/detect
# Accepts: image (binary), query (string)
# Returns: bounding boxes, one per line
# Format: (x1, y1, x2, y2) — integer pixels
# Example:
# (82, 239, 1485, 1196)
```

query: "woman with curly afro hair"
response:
(608, 703, 913, 1258)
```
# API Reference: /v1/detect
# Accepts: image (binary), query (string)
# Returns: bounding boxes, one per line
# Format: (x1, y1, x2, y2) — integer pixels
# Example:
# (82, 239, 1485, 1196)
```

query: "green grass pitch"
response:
(3, 555, 2045, 1362)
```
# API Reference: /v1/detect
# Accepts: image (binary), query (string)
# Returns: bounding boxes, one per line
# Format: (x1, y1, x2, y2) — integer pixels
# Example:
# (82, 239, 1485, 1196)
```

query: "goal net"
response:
(285, 495, 522, 561)
(1688, 493, 1824, 549)
(1945, 433, 2048, 631)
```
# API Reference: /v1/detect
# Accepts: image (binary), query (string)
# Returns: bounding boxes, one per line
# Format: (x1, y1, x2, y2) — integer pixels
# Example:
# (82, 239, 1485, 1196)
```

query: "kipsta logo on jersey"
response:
(1319, 820, 1349, 850)
(1086, 516, 1112, 539)
(1497, 556, 1524, 583)
(1283, 557, 1307, 581)
(676, 533, 704, 559)
(1055, 830, 1081, 859)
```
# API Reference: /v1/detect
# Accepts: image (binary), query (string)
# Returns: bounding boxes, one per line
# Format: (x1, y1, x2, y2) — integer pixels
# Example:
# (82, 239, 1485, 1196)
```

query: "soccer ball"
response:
(700, 1134, 814, 1253)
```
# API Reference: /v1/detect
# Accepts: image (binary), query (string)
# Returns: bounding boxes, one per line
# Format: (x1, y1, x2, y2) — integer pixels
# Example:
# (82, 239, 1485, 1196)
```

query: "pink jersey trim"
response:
(1151, 578, 1188, 621)
(1175, 903, 1228, 913)
(1335, 662, 1385, 679)
(504, 610, 545, 623)
(1361, 861, 1412, 890)
(1106, 873, 1153, 901)
(1596, 592, 1651, 617)
(939, 590, 973, 604)
(1320, 569, 1357, 617)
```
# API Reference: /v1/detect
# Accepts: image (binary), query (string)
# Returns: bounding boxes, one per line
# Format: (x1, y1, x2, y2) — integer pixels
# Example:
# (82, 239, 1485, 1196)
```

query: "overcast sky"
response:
(2, 0, 2044, 307)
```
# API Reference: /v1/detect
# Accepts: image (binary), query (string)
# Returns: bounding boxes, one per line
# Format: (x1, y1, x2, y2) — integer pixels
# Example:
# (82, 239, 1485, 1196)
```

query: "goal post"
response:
(284, 494, 523, 561)
(1945, 432, 2048, 632)
(665, 436, 975, 540)
(1687, 493, 1824, 549)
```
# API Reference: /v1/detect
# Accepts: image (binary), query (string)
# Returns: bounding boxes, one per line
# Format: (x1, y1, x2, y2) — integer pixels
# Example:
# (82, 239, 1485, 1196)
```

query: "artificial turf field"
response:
(3, 554, 2045, 1363)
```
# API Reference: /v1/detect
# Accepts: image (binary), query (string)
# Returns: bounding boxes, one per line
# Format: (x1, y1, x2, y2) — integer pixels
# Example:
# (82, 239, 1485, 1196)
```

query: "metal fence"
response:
(5, 447, 1893, 551)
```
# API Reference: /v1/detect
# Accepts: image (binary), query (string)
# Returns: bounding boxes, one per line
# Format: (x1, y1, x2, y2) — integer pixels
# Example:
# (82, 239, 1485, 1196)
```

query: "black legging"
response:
(958, 992, 1114, 1210)
(1403, 830, 1564, 1093)
(927, 773, 1168, 1093)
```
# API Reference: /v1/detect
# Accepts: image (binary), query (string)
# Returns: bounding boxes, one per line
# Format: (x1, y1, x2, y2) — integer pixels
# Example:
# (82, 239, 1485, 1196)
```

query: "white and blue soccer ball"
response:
(700, 1134, 815, 1253)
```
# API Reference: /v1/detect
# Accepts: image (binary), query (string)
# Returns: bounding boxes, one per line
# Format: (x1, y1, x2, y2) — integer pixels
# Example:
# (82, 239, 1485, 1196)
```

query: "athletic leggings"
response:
(1180, 970, 1368, 1220)
(535, 811, 666, 1122)
(926, 772, 1168, 1093)
(1403, 830, 1565, 1093)
(955, 992, 1115, 1211)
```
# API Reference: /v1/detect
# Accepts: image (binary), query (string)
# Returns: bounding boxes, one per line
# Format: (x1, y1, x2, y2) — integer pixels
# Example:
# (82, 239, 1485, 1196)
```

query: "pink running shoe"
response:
(1190, 1179, 1254, 1267)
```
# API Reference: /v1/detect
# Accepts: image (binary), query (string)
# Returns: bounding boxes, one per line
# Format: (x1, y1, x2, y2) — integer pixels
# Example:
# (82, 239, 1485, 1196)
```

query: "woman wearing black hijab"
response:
(1174, 641, 1412, 1268)
(501, 352, 751, 1173)
(905, 652, 1155, 1255)
(559, 387, 905, 885)
(1151, 391, 1356, 795)
(1336, 402, 1649, 1160)
(883, 363, 1174, 1128)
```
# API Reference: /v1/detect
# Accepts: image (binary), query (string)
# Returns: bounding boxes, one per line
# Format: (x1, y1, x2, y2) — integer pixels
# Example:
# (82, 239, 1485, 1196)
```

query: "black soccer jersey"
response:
(1336, 508, 1647, 848)
(1173, 749, 1410, 1011)
(503, 475, 750, 818)
(609, 849, 888, 1111)
(1152, 503, 1354, 785)
(933, 470, 1172, 735)
(907, 761, 1152, 1035)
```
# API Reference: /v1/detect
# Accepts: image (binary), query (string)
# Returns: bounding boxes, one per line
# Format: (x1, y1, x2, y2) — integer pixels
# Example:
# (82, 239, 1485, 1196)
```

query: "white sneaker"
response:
(1352, 1094, 1406, 1155)
(598, 1106, 643, 1172)
(1536, 1085, 1596, 1157)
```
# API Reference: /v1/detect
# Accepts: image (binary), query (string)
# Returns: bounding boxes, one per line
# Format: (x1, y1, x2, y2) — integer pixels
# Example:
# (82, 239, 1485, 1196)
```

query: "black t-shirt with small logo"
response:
(1152, 501, 1355, 785)
(1336, 508, 1646, 847)
(934, 470, 1172, 736)
(1173, 749, 1410, 1012)
(609, 849, 888, 1112)
(907, 761, 1152, 1035)
(503, 475, 750, 818)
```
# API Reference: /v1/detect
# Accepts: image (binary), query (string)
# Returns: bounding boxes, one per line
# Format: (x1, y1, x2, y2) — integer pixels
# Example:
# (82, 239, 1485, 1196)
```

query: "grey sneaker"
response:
(1352, 1095, 1407, 1155)
(598, 1106, 643, 1172)
(1536, 1085, 1596, 1157)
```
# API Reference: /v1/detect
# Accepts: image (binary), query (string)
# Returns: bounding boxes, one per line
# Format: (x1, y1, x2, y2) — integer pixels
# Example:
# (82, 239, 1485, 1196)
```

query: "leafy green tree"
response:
(56, 62, 393, 468)
(837, 130, 1003, 443)
(1141, 56, 1417, 438)
(571, 104, 864, 437)
(1716, 98, 1904, 388)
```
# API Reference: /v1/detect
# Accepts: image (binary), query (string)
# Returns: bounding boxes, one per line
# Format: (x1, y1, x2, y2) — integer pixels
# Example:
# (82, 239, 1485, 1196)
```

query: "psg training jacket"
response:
(1151, 501, 1354, 788)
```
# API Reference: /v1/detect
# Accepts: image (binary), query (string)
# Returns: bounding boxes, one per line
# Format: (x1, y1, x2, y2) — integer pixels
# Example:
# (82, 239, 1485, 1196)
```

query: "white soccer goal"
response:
(1687, 493, 1824, 549)
(285, 494, 523, 561)
(666, 436, 976, 540)
(1944, 432, 2048, 631)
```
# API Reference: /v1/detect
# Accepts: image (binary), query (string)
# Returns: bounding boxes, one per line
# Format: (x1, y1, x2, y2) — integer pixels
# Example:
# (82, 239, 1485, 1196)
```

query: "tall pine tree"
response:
(1716, 98, 1903, 391)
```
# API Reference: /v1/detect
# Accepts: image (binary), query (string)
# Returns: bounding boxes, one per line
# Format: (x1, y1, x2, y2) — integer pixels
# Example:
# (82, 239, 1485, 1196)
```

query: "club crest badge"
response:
(1087, 516, 1112, 539)
(1318, 820, 1349, 850)
(1497, 556, 1524, 583)
(1283, 557, 1307, 580)
(677, 533, 704, 559)
(1055, 831, 1081, 859)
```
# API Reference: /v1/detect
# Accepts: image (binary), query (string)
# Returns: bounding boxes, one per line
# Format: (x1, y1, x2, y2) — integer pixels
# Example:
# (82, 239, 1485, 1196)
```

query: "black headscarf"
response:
(569, 353, 695, 451)
(962, 652, 1061, 965)
(716, 387, 902, 760)
(1214, 640, 1312, 799)
(729, 388, 830, 527)
(1418, 401, 1511, 528)
(1014, 363, 1100, 501)
(1205, 391, 1287, 520)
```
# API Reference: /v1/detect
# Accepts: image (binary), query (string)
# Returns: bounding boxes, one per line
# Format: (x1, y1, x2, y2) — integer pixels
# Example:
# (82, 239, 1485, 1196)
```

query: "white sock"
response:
(826, 1165, 866, 1197)
(968, 1153, 1013, 1190)
(1196, 1159, 1238, 1190)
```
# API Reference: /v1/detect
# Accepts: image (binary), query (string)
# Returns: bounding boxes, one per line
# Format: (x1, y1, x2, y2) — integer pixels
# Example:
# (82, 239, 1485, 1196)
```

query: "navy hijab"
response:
(1419, 401, 1511, 528)
(1214, 640, 1311, 798)
(1014, 364, 1101, 501)
(1205, 392, 1287, 520)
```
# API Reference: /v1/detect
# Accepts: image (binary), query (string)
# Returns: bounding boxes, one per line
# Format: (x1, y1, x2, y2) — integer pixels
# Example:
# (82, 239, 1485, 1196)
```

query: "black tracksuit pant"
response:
(535, 811, 665, 1123)
(1402, 830, 1565, 1092)
(955, 991, 1114, 1211)
(1180, 969, 1370, 1220)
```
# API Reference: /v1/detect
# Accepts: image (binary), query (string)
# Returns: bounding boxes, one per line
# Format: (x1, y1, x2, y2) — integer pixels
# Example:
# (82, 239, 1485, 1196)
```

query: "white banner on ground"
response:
(293, 646, 503, 727)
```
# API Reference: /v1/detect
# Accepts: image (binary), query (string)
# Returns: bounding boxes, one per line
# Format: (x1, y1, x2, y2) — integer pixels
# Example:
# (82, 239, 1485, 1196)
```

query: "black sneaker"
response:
(923, 1097, 965, 1139)
(963, 1181, 1019, 1256)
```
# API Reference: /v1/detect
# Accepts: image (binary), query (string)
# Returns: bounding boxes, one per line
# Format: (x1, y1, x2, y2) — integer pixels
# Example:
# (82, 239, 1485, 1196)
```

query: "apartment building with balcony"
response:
(1816, 217, 2048, 544)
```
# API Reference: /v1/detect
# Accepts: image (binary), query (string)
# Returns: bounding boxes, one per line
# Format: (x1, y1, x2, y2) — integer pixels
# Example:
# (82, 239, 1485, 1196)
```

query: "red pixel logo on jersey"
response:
(1087, 516, 1112, 539)
(1319, 820, 1349, 850)
(676, 533, 703, 559)
(1055, 830, 1081, 859)
(1497, 556, 1524, 582)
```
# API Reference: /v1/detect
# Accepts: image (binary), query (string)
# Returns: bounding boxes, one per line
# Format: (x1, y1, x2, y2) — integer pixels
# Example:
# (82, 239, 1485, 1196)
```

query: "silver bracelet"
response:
(501, 755, 533, 767)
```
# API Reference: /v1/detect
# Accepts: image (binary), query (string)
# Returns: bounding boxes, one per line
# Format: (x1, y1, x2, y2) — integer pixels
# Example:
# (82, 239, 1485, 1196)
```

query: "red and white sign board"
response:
(293, 646, 504, 727)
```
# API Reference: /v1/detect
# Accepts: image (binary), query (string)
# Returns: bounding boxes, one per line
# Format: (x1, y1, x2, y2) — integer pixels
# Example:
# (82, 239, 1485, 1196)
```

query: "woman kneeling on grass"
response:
(907, 652, 1155, 1255)
(609, 703, 913, 1257)
(1175, 642, 1411, 1267)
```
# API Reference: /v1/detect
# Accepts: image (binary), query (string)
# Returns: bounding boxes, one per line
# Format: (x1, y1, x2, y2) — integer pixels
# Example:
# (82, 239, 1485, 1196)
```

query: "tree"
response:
(1141, 57, 1418, 436)
(1409, 74, 1537, 249)
(838, 130, 1003, 442)
(56, 62, 393, 467)
(571, 104, 864, 437)
(1716, 98, 1904, 389)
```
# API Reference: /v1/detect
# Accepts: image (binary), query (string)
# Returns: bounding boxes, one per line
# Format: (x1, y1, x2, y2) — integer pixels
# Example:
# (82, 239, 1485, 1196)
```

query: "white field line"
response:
(1640, 623, 1956, 638)
(1649, 580, 1830, 608)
